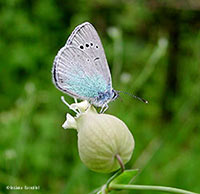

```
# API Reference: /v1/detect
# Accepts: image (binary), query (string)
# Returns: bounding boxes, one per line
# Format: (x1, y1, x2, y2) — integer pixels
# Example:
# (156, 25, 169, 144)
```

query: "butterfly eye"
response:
(80, 45, 84, 49)
(86, 43, 89, 47)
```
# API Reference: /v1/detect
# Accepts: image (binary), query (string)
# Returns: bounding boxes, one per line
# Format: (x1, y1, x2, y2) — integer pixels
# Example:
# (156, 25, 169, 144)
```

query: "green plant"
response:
(61, 97, 199, 194)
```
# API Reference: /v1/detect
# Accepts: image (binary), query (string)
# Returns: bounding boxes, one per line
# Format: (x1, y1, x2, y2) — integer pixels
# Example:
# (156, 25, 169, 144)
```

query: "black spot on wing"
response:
(94, 57, 100, 61)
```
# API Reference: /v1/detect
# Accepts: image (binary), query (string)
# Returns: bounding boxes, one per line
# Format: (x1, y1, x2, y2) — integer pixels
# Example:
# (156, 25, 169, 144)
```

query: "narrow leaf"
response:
(111, 169, 139, 185)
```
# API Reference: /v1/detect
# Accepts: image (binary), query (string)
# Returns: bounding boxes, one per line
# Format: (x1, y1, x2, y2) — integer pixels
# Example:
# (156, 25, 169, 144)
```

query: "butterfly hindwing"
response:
(53, 46, 110, 100)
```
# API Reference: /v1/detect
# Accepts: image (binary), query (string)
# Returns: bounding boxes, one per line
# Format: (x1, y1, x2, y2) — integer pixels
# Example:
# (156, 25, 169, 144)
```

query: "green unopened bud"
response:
(62, 97, 134, 173)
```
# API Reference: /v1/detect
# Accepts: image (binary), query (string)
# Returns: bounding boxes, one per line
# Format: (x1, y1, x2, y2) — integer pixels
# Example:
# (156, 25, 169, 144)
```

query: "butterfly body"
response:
(91, 89, 118, 107)
(52, 22, 117, 110)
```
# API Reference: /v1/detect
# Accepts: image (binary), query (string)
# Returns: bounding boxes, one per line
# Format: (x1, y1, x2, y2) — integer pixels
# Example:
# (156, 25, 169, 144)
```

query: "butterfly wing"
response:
(66, 22, 112, 86)
(52, 22, 113, 101)
(52, 46, 110, 101)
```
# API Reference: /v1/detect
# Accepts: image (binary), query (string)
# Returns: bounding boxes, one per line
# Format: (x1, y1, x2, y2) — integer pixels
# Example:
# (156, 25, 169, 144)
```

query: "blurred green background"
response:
(0, 0, 200, 193)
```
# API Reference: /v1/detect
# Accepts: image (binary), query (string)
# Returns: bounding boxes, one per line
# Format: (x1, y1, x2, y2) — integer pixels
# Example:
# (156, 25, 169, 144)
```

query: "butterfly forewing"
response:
(66, 22, 112, 86)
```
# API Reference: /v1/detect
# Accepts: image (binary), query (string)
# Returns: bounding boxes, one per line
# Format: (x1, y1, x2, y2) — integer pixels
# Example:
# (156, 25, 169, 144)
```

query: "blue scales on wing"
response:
(53, 46, 110, 101)
(52, 22, 113, 103)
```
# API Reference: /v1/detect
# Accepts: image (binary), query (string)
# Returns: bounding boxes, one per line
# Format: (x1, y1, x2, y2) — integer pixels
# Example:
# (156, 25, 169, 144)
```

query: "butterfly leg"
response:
(103, 104, 109, 113)
(100, 104, 109, 114)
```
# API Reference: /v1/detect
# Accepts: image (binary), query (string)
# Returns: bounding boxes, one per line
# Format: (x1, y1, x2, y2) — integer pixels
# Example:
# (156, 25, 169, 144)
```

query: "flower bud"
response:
(62, 98, 134, 173)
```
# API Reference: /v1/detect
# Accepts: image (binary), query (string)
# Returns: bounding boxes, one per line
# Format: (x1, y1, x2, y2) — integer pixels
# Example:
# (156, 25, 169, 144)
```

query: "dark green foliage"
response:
(0, 0, 200, 193)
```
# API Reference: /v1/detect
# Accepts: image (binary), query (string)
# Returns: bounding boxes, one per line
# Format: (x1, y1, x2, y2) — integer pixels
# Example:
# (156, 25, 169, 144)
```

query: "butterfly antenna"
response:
(118, 91, 148, 104)
(118, 93, 123, 102)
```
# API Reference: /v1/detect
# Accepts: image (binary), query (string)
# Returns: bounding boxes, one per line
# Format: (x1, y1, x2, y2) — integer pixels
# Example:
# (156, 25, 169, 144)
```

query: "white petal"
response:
(62, 113, 77, 130)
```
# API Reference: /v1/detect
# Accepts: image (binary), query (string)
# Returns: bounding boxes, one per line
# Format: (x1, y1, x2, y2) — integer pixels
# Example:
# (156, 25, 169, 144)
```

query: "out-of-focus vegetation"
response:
(0, 0, 200, 193)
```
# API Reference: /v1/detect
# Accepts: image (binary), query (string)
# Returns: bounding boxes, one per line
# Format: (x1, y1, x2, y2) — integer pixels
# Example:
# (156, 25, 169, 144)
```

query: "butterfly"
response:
(52, 22, 148, 113)
(52, 22, 119, 112)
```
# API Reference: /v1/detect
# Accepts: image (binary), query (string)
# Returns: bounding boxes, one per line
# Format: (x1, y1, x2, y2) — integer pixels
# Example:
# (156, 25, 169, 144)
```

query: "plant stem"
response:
(115, 154, 125, 172)
(105, 170, 122, 190)
(105, 155, 125, 191)
(110, 184, 199, 194)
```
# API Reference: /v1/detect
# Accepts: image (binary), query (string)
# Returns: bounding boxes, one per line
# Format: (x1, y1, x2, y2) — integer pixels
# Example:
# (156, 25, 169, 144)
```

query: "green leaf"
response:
(111, 169, 139, 185)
